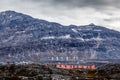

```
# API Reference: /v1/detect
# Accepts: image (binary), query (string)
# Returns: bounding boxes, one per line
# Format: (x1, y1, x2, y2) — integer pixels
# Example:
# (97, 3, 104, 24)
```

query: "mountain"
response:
(0, 10, 120, 63)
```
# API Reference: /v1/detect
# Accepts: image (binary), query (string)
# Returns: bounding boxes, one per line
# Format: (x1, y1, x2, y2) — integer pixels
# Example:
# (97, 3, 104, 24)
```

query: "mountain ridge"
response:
(0, 10, 120, 63)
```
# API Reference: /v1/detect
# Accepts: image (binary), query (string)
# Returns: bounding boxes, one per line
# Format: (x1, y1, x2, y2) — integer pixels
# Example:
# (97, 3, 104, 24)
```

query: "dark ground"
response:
(0, 63, 120, 80)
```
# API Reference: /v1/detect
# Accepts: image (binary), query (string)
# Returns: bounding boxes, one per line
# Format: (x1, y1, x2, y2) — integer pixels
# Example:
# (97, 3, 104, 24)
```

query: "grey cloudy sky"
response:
(0, 0, 120, 31)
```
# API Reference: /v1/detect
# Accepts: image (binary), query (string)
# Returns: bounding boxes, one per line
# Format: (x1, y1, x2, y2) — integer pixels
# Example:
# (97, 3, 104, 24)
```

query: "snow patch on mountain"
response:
(41, 36, 55, 39)
(72, 28, 78, 33)
(41, 35, 71, 40)
(58, 34, 71, 39)
(1, 36, 14, 43)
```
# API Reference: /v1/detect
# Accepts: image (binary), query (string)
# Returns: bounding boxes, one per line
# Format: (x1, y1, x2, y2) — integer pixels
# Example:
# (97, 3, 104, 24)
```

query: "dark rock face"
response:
(0, 64, 86, 80)
(0, 10, 120, 63)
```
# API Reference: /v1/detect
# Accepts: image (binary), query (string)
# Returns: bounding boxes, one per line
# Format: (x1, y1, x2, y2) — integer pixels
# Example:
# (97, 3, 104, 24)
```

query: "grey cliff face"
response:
(0, 11, 120, 63)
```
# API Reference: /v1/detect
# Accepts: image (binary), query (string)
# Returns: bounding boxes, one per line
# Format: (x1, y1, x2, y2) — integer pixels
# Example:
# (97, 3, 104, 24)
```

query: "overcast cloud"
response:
(0, 0, 120, 31)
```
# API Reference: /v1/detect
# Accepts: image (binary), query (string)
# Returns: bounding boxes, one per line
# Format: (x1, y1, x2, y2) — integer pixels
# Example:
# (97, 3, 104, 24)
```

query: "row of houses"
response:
(56, 64, 96, 70)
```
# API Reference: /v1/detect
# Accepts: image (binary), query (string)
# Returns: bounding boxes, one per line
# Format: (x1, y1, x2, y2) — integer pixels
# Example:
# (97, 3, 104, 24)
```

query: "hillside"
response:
(0, 11, 120, 63)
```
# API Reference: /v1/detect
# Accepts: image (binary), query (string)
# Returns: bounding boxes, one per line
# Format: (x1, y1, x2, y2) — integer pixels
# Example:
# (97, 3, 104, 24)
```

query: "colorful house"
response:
(56, 64, 95, 70)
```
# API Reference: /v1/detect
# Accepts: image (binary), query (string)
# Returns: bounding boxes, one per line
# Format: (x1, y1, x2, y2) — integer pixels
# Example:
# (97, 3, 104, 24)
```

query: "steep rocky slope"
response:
(0, 11, 120, 63)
